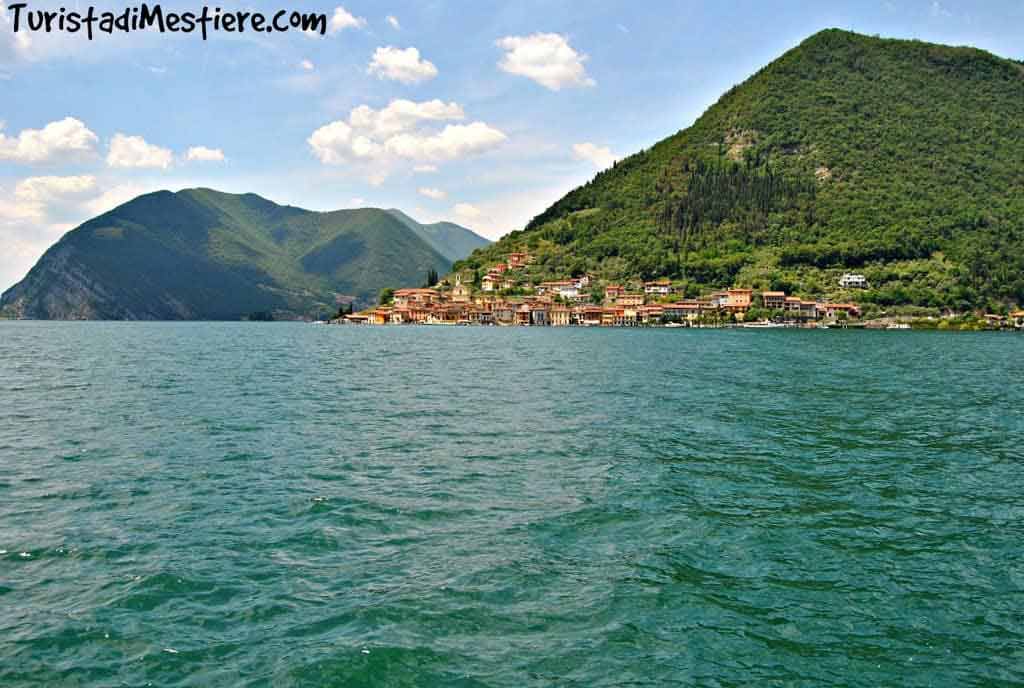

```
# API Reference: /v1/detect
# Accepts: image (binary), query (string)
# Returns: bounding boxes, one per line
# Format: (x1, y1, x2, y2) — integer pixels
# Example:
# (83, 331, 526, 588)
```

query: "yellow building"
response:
(617, 293, 645, 307)
(550, 306, 571, 326)
(451, 284, 472, 303)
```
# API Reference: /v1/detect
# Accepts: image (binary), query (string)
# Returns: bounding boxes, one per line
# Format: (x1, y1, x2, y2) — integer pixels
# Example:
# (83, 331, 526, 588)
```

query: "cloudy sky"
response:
(2, 0, 1022, 291)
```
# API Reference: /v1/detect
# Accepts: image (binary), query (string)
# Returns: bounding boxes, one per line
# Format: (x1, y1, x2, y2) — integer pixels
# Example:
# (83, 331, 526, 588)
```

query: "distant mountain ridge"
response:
(386, 209, 491, 263)
(1, 189, 490, 320)
(456, 29, 1024, 311)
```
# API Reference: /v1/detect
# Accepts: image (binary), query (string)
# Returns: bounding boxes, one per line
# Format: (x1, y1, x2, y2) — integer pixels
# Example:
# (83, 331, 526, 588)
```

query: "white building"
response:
(538, 281, 580, 300)
(839, 273, 868, 289)
(644, 280, 673, 296)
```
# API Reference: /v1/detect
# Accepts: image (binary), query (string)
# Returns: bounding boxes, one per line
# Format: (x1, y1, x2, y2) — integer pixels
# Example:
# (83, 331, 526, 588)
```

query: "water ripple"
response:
(0, 323, 1022, 686)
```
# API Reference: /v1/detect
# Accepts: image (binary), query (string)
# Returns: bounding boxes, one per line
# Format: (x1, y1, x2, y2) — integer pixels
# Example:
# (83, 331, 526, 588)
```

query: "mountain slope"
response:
(455, 30, 1024, 311)
(386, 209, 491, 262)
(1, 189, 455, 320)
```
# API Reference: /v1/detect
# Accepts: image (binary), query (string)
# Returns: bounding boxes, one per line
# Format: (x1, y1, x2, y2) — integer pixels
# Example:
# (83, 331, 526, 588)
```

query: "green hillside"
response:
(455, 30, 1024, 313)
(0, 189, 459, 320)
(386, 209, 491, 262)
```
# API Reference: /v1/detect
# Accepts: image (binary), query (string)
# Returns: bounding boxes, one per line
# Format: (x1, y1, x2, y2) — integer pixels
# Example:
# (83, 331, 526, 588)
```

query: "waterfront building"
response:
(819, 303, 861, 319)
(550, 306, 571, 326)
(762, 291, 786, 310)
(530, 304, 550, 326)
(367, 308, 391, 325)
(578, 305, 603, 326)
(515, 303, 532, 326)
(708, 291, 730, 308)
(726, 289, 753, 313)
(493, 302, 516, 325)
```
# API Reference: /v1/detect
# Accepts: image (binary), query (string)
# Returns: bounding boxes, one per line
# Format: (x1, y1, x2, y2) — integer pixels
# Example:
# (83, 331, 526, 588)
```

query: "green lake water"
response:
(1, 322, 1022, 686)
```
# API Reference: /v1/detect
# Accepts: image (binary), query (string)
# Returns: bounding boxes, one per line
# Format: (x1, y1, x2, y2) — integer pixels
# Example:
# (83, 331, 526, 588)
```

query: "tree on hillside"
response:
(379, 288, 394, 305)
(424, 268, 439, 287)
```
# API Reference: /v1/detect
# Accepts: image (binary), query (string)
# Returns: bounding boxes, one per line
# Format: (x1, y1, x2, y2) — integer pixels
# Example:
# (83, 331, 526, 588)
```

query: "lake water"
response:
(1, 323, 1022, 686)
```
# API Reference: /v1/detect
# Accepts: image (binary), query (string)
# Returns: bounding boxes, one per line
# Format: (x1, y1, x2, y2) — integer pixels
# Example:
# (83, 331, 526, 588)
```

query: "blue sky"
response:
(1, 0, 1022, 290)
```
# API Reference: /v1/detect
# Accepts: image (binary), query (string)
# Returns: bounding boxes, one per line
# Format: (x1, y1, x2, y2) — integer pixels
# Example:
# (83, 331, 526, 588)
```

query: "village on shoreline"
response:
(335, 252, 1024, 331)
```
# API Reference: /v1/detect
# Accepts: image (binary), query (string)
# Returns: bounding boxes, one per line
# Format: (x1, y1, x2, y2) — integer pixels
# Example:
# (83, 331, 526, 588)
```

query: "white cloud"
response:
(308, 99, 504, 166)
(0, 177, 154, 292)
(0, 196, 46, 224)
(300, 59, 315, 71)
(447, 202, 493, 234)
(307, 121, 381, 164)
(418, 187, 446, 200)
(185, 146, 225, 162)
(329, 6, 365, 34)
(0, 2, 33, 62)
(0, 117, 98, 164)
(454, 203, 483, 221)
(368, 46, 438, 84)
(349, 99, 464, 138)
(413, 164, 438, 173)
(106, 133, 173, 169)
(14, 175, 97, 203)
(931, 1, 952, 18)
(572, 142, 616, 169)
(386, 15, 400, 30)
(350, 197, 366, 206)
(0, 233, 56, 292)
(384, 122, 507, 162)
(496, 33, 595, 91)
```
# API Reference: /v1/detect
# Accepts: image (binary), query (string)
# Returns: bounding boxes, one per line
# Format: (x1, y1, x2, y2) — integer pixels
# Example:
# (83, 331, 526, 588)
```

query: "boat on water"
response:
(742, 322, 787, 329)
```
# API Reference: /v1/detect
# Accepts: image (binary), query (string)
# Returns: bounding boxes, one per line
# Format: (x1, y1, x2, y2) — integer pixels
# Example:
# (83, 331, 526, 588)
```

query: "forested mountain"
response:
(455, 30, 1024, 311)
(0, 189, 476, 320)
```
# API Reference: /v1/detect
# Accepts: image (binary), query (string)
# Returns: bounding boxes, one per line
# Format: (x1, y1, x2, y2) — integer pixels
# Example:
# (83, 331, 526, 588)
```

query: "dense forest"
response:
(455, 29, 1024, 313)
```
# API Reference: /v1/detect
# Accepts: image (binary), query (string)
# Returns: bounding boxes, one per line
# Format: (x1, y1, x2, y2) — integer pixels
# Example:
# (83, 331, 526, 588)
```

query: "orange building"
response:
(726, 288, 753, 312)
(507, 252, 531, 269)
(393, 288, 440, 308)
